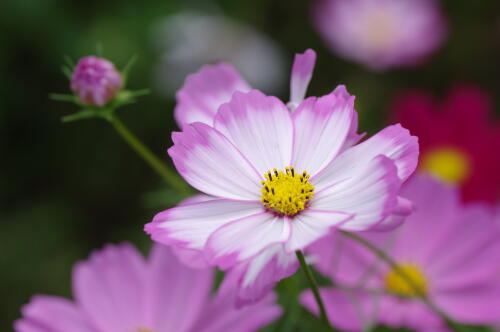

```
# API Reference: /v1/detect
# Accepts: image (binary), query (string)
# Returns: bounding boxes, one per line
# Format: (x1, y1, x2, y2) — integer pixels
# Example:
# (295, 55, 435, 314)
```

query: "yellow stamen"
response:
(384, 263, 428, 298)
(421, 147, 471, 184)
(260, 166, 314, 216)
(136, 328, 153, 332)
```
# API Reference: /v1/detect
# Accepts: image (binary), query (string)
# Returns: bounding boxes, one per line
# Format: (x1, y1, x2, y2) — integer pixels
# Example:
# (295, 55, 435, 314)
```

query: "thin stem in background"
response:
(109, 114, 192, 197)
(339, 231, 465, 332)
(295, 250, 334, 331)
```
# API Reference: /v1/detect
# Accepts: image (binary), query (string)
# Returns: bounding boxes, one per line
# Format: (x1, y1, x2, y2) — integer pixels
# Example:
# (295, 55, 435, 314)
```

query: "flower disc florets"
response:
(384, 263, 428, 298)
(260, 167, 314, 216)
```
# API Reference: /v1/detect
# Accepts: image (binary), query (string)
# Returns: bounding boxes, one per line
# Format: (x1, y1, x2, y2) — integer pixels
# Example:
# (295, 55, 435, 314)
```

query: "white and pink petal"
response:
(312, 155, 401, 231)
(230, 244, 298, 307)
(174, 63, 251, 127)
(312, 124, 418, 191)
(289, 49, 317, 110)
(145, 199, 263, 251)
(285, 209, 353, 252)
(214, 90, 294, 176)
(169, 122, 262, 200)
(205, 212, 291, 269)
(291, 90, 355, 176)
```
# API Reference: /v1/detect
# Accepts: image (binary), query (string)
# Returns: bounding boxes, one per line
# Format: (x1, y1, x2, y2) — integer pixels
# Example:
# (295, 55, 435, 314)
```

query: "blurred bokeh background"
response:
(1, 0, 500, 330)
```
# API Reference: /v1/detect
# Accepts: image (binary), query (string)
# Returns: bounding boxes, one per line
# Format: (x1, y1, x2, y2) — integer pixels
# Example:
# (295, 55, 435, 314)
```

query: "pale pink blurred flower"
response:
(15, 243, 281, 332)
(71, 56, 123, 106)
(146, 49, 419, 305)
(151, 11, 286, 96)
(313, 0, 447, 70)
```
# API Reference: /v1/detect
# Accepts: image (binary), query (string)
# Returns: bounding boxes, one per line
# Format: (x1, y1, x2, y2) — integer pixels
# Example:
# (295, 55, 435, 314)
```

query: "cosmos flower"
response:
(391, 85, 500, 203)
(151, 11, 285, 97)
(301, 175, 500, 331)
(71, 56, 123, 106)
(146, 49, 419, 303)
(312, 0, 447, 70)
(15, 243, 281, 332)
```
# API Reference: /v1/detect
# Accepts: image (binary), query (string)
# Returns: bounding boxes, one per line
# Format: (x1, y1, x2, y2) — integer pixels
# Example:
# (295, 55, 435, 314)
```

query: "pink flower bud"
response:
(71, 56, 123, 106)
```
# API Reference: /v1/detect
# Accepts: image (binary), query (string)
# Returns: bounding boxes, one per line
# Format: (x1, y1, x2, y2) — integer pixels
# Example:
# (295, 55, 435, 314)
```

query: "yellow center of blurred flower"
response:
(421, 147, 471, 184)
(384, 263, 428, 298)
(260, 167, 314, 216)
(136, 328, 153, 332)
(362, 11, 398, 51)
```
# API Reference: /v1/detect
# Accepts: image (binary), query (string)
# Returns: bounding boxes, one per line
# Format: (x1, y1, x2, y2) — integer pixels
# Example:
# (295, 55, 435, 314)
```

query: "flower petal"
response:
(169, 122, 262, 200)
(369, 196, 413, 231)
(143, 244, 214, 332)
(192, 273, 282, 332)
(145, 199, 263, 250)
(289, 49, 317, 110)
(312, 155, 401, 231)
(174, 63, 251, 127)
(285, 209, 353, 252)
(230, 244, 298, 306)
(72, 243, 147, 332)
(312, 124, 418, 191)
(205, 212, 291, 269)
(291, 88, 355, 176)
(14, 296, 93, 332)
(214, 90, 294, 176)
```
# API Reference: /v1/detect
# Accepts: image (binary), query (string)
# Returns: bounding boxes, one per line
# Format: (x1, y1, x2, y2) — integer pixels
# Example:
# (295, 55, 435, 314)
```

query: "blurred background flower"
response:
(16, 243, 281, 332)
(151, 10, 286, 97)
(390, 85, 500, 203)
(312, 0, 448, 70)
(301, 176, 500, 331)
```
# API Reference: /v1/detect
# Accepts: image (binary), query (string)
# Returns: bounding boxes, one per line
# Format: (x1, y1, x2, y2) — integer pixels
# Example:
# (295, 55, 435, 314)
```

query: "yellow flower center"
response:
(421, 147, 471, 184)
(136, 328, 153, 332)
(260, 167, 314, 216)
(384, 263, 428, 298)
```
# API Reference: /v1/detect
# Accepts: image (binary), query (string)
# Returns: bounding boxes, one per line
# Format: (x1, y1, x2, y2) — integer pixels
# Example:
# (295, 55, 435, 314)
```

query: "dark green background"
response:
(1, 0, 499, 331)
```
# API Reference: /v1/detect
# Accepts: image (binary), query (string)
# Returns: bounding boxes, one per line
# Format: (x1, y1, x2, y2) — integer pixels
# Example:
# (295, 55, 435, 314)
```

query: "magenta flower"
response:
(312, 0, 447, 70)
(391, 85, 500, 203)
(15, 243, 281, 332)
(146, 49, 419, 304)
(301, 175, 500, 331)
(71, 56, 123, 106)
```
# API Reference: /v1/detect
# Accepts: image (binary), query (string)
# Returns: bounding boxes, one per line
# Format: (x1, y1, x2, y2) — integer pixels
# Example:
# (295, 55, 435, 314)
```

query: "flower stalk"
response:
(295, 250, 334, 331)
(108, 114, 192, 197)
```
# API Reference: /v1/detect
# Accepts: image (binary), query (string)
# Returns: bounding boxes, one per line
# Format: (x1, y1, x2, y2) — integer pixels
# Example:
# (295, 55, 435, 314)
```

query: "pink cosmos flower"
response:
(15, 243, 281, 332)
(301, 175, 500, 331)
(391, 85, 500, 203)
(312, 0, 447, 70)
(71, 56, 123, 106)
(146, 49, 419, 304)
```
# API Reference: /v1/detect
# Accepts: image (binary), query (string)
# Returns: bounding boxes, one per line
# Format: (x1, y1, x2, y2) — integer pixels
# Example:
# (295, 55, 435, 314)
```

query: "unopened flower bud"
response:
(71, 56, 123, 106)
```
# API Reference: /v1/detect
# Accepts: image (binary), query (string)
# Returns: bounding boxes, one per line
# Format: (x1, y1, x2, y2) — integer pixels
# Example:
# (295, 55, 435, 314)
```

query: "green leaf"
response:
(61, 65, 73, 80)
(50, 93, 79, 103)
(61, 109, 99, 122)
(121, 54, 138, 85)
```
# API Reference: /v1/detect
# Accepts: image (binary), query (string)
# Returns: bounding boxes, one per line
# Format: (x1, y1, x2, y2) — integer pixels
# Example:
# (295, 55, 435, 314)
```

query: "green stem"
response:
(296, 250, 334, 331)
(109, 114, 192, 197)
(339, 231, 465, 332)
